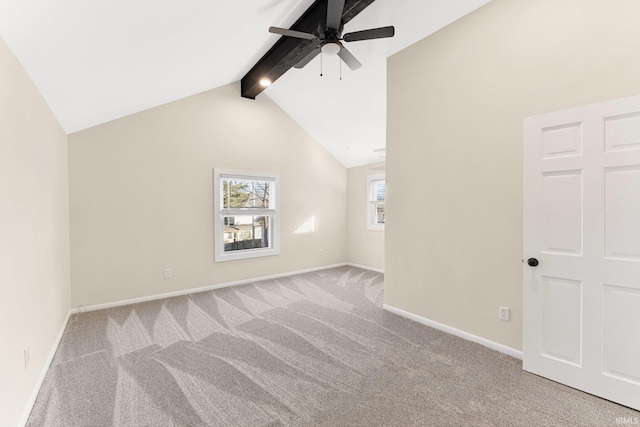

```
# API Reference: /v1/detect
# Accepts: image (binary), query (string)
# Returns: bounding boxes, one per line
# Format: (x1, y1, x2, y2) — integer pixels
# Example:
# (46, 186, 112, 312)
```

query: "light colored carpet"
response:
(27, 266, 638, 426)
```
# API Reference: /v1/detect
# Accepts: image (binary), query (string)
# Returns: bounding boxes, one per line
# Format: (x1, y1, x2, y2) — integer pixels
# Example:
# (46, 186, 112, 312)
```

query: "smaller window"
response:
(367, 174, 385, 231)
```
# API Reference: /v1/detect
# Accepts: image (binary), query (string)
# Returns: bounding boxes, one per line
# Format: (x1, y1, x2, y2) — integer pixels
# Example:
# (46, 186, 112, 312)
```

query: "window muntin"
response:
(214, 170, 279, 262)
(368, 174, 385, 231)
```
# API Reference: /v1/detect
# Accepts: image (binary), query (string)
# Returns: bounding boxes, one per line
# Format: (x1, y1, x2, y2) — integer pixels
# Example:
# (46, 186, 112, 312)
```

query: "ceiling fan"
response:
(268, 0, 394, 71)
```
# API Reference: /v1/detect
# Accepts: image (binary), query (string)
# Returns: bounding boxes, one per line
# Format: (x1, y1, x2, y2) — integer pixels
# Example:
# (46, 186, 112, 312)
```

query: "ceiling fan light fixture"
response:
(321, 42, 341, 56)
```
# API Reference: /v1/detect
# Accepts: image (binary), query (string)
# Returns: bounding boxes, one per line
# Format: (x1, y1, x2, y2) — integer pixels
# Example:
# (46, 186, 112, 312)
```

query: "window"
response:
(214, 169, 279, 262)
(367, 174, 385, 231)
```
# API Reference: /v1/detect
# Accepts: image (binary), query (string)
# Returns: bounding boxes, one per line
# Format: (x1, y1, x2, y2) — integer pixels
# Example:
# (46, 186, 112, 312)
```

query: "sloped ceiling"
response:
(0, 0, 490, 167)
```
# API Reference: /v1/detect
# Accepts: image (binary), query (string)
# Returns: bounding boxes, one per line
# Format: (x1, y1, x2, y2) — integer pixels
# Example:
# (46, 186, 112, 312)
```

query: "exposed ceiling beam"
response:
(240, 0, 375, 99)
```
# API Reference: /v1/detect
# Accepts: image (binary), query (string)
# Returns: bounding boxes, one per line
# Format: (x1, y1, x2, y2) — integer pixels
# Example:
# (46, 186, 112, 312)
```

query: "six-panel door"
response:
(524, 96, 640, 411)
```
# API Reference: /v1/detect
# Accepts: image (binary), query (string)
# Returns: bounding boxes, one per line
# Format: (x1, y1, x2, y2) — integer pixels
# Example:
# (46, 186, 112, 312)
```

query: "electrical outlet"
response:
(24, 348, 30, 370)
(499, 306, 510, 322)
(163, 268, 172, 279)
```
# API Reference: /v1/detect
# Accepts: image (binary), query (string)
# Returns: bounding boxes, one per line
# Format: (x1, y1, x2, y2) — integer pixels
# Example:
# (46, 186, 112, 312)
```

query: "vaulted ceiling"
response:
(0, 0, 490, 167)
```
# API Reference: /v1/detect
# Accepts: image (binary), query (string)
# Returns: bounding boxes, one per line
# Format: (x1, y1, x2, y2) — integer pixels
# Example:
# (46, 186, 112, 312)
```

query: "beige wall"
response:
(347, 162, 385, 271)
(68, 82, 347, 307)
(386, 0, 640, 350)
(0, 38, 70, 426)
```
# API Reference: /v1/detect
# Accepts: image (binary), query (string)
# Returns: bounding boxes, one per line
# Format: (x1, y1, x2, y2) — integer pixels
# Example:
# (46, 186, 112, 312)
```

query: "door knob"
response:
(527, 258, 539, 267)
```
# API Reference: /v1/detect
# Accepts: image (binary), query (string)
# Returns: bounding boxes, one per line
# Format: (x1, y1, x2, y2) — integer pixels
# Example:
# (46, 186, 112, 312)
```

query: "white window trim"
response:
(214, 169, 280, 262)
(367, 173, 385, 231)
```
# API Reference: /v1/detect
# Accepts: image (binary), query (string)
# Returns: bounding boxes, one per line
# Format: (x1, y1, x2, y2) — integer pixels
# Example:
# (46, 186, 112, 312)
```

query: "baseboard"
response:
(383, 304, 523, 360)
(70, 263, 353, 314)
(19, 309, 72, 427)
(345, 262, 384, 274)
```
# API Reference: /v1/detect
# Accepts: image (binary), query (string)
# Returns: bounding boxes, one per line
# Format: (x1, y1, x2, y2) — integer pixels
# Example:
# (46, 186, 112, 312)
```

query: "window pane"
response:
(376, 203, 385, 224)
(252, 181, 270, 208)
(223, 215, 271, 252)
(375, 181, 386, 202)
(222, 179, 271, 209)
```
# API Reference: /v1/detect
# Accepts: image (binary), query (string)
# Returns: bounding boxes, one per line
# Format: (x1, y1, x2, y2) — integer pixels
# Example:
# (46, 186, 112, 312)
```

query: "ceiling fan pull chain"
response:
(320, 53, 323, 77)
(340, 58, 342, 81)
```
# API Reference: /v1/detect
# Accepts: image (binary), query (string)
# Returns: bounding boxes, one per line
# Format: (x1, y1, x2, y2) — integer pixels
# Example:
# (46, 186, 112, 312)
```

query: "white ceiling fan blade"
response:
(326, 0, 345, 30)
(338, 46, 362, 70)
(269, 27, 317, 40)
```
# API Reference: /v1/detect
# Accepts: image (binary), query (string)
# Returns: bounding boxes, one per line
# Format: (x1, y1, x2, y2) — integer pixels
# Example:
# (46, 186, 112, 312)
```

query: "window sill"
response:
(215, 246, 280, 262)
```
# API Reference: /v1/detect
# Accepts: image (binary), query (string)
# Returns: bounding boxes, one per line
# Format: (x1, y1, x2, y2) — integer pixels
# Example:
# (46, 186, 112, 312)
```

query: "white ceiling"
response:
(0, 0, 490, 167)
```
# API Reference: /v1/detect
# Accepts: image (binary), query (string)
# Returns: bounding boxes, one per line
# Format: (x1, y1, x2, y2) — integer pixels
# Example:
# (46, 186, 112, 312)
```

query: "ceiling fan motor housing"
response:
(319, 22, 344, 41)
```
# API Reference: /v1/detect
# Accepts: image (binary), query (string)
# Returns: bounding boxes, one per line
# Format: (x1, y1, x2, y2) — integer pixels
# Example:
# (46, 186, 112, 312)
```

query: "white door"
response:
(524, 96, 640, 411)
